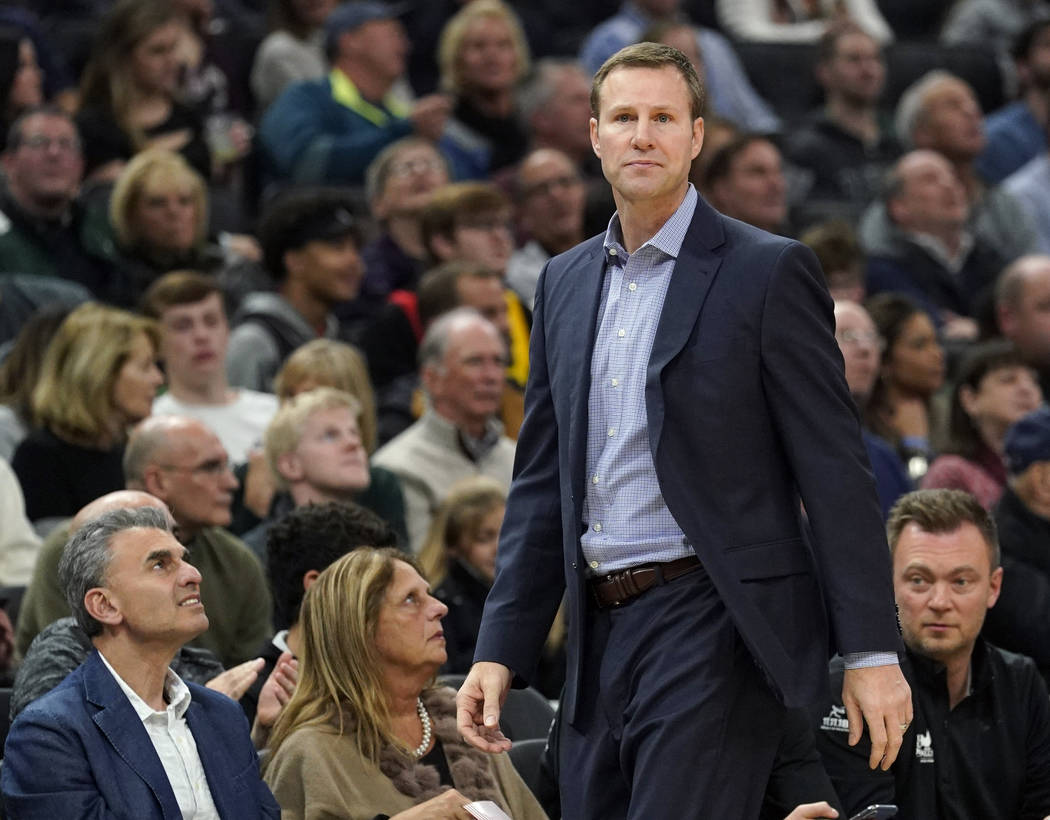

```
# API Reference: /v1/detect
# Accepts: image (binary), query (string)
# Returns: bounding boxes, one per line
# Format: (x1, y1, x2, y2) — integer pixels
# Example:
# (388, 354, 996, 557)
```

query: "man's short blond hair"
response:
(264, 387, 363, 490)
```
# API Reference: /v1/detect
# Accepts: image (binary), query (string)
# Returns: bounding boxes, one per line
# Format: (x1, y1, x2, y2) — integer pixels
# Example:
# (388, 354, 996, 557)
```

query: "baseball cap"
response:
(325, 1, 410, 55)
(1004, 406, 1050, 474)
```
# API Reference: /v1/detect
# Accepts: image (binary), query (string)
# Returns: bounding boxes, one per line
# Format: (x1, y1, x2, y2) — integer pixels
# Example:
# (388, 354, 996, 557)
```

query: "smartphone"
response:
(850, 806, 898, 820)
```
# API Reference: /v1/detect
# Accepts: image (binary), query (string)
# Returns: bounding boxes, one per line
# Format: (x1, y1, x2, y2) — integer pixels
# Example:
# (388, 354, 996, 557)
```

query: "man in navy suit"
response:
(1, 506, 280, 819)
(457, 43, 912, 818)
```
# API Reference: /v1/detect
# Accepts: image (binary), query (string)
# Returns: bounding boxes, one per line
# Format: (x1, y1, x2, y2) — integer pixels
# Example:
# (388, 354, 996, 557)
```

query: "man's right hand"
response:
(456, 661, 513, 753)
(410, 94, 452, 141)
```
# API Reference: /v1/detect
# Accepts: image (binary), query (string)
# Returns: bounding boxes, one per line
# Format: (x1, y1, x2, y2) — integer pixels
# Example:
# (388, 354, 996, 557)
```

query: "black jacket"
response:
(814, 641, 1050, 819)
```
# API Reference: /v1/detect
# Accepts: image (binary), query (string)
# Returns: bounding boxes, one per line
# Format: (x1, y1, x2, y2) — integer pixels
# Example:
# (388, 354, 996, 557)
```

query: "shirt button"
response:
(608, 248, 618, 257)
(628, 282, 637, 291)
(607, 427, 616, 436)
(592, 474, 599, 484)
(611, 378, 619, 387)
(590, 560, 599, 569)
(593, 522, 602, 532)
(617, 328, 626, 337)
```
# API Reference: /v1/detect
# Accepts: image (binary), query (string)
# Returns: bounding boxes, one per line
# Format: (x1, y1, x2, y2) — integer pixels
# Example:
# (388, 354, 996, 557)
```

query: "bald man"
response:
(17, 418, 272, 667)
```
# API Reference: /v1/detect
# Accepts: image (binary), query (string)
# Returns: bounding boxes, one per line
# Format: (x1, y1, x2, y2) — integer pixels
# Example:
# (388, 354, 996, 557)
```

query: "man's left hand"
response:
(842, 663, 912, 771)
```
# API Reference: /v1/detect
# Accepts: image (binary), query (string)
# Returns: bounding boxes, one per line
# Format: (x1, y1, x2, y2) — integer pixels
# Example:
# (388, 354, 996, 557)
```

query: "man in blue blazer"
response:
(457, 43, 912, 818)
(2, 505, 280, 819)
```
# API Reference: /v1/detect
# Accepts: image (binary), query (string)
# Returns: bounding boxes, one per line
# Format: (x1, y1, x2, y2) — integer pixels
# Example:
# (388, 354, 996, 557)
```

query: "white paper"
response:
(464, 800, 513, 820)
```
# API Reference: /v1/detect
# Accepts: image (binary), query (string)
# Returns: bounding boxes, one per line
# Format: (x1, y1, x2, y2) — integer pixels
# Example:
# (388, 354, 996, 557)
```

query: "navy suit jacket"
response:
(474, 196, 901, 724)
(1, 649, 281, 819)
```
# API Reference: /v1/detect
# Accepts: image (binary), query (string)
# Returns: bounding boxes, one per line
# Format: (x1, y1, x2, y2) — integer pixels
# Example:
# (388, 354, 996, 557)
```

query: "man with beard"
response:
(785, 21, 902, 226)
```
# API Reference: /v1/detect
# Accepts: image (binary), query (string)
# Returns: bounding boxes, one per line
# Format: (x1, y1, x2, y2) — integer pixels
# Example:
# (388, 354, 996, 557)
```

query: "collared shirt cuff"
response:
(844, 651, 899, 669)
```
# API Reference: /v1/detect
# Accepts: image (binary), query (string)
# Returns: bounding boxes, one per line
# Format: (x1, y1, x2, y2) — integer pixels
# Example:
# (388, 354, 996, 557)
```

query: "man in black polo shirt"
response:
(814, 488, 1050, 817)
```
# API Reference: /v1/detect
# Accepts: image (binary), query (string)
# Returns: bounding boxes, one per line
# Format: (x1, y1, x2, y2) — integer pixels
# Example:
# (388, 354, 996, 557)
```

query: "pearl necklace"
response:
(412, 697, 432, 759)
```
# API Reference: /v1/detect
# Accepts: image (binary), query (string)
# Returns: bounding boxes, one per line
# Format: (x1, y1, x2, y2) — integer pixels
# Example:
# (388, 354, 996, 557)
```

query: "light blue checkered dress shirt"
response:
(580, 186, 699, 575)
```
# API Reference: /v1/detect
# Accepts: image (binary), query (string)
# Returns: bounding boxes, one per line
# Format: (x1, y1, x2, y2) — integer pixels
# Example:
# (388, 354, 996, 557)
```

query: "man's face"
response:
(1002, 263, 1050, 367)
(894, 521, 1001, 667)
(913, 78, 985, 161)
(591, 65, 703, 211)
(518, 151, 585, 253)
(537, 67, 594, 158)
(834, 302, 882, 400)
(448, 211, 514, 274)
(3, 113, 83, 208)
(287, 235, 364, 305)
(283, 406, 369, 497)
(374, 144, 449, 220)
(152, 425, 238, 532)
(890, 151, 969, 235)
(455, 275, 509, 340)
(709, 139, 787, 233)
(96, 527, 208, 644)
(158, 293, 230, 386)
(344, 19, 408, 85)
(425, 319, 506, 430)
(820, 31, 885, 106)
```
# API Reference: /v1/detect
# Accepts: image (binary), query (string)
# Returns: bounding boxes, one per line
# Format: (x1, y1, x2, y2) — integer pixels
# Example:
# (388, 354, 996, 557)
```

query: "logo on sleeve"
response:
(915, 730, 934, 763)
(820, 704, 850, 733)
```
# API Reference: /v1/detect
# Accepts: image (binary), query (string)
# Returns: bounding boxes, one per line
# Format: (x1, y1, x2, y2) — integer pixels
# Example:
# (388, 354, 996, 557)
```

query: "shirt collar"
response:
(99, 651, 192, 722)
(602, 184, 699, 263)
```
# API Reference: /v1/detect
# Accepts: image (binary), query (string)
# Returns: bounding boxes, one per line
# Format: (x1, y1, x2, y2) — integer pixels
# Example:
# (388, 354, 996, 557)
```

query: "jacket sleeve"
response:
(473, 262, 568, 684)
(258, 84, 413, 185)
(1, 708, 121, 819)
(760, 242, 900, 655)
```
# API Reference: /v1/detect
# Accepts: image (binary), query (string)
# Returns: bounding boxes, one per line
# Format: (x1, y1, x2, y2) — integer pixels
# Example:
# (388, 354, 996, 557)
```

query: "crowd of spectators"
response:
(2, 0, 1050, 817)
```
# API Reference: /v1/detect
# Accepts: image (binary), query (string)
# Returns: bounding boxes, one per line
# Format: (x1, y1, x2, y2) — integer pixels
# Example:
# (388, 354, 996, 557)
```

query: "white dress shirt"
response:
(99, 653, 220, 819)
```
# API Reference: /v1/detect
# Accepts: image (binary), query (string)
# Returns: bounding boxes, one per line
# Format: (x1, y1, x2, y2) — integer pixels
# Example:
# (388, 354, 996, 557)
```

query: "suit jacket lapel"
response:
(567, 243, 608, 503)
(646, 199, 725, 455)
(85, 651, 182, 819)
(186, 701, 240, 818)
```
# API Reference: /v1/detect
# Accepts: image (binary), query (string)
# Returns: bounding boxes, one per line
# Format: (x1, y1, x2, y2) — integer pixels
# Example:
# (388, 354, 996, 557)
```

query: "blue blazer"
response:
(1, 649, 281, 819)
(475, 196, 902, 724)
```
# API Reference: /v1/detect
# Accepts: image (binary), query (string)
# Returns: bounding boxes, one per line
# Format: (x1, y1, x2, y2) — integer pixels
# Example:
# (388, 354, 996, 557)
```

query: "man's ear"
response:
(284, 247, 304, 280)
(142, 465, 168, 499)
(987, 565, 1004, 609)
(277, 451, 304, 484)
(590, 117, 600, 158)
(84, 587, 123, 627)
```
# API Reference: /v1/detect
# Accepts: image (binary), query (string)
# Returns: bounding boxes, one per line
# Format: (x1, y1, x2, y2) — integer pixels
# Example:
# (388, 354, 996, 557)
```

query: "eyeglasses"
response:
(389, 157, 446, 177)
(522, 174, 582, 198)
(836, 330, 885, 350)
(18, 134, 81, 153)
(157, 458, 231, 478)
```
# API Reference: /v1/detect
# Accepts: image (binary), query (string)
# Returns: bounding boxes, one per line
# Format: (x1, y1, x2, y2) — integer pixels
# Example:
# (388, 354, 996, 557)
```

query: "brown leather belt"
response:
(589, 555, 702, 609)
